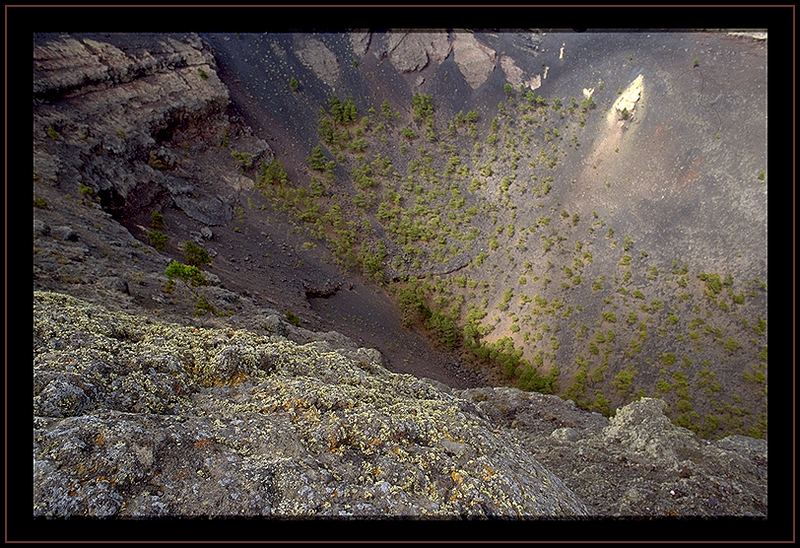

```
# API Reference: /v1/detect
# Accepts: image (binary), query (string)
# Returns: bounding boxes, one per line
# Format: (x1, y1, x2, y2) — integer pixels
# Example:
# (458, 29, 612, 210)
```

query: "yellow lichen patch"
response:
(482, 465, 495, 481)
(94, 432, 106, 447)
(451, 470, 463, 485)
(282, 397, 310, 412)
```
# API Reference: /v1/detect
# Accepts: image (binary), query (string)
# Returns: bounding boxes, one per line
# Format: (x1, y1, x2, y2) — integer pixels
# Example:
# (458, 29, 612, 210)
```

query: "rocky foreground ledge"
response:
(33, 291, 765, 517)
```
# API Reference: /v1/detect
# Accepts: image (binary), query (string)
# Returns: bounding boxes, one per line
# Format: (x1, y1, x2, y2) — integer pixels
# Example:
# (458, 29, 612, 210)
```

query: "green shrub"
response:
(182, 240, 211, 267)
(660, 353, 677, 367)
(165, 260, 206, 286)
(589, 392, 612, 416)
(78, 183, 94, 197)
(289, 76, 300, 92)
(518, 363, 558, 394)
(318, 116, 335, 145)
(33, 197, 49, 209)
(381, 100, 395, 120)
(360, 241, 387, 282)
(349, 137, 368, 153)
(667, 313, 679, 325)
(755, 317, 766, 336)
(411, 93, 434, 122)
(426, 310, 460, 349)
(46, 126, 59, 140)
(723, 337, 741, 354)
(150, 210, 165, 229)
(147, 230, 168, 251)
(397, 282, 431, 327)
(499, 288, 514, 311)
(194, 294, 217, 316)
(698, 272, 723, 297)
(198, 68, 209, 80)
(612, 367, 636, 394)
(329, 96, 358, 124)
(285, 311, 301, 327)
(231, 150, 255, 170)
(401, 127, 417, 140)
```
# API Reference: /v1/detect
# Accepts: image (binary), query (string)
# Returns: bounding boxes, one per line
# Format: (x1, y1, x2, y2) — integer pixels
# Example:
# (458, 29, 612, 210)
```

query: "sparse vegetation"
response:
(78, 183, 94, 198)
(147, 230, 168, 251)
(231, 150, 255, 170)
(235, 81, 767, 440)
(182, 241, 211, 268)
(257, 158, 289, 186)
(150, 210, 165, 229)
(285, 311, 302, 327)
(165, 260, 206, 286)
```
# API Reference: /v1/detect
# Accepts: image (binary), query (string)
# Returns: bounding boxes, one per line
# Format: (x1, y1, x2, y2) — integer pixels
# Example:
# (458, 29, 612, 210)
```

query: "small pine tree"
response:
(258, 159, 289, 187)
(308, 145, 328, 171)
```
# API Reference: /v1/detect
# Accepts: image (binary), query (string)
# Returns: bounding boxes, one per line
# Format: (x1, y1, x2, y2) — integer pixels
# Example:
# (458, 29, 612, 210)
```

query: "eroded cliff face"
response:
(34, 33, 267, 226)
(31, 33, 767, 517)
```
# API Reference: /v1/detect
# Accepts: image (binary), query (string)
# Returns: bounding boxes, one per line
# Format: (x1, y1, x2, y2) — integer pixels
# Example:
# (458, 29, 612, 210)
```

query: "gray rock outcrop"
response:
(462, 389, 767, 516)
(295, 37, 340, 88)
(500, 55, 524, 87)
(386, 31, 451, 73)
(452, 32, 497, 89)
(350, 31, 371, 57)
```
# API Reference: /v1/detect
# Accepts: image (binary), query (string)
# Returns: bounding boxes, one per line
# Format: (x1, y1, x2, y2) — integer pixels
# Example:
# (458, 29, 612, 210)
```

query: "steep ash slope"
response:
(203, 31, 768, 439)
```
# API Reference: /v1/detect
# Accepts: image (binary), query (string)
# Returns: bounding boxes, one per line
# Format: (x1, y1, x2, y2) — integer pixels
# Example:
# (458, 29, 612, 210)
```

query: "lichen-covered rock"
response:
(33, 291, 588, 517)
